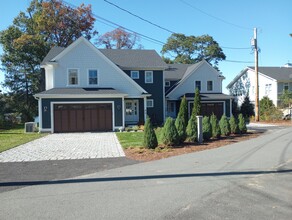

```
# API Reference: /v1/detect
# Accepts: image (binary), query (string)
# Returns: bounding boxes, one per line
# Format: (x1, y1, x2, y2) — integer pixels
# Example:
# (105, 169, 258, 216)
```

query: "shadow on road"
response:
(1, 169, 291, 187)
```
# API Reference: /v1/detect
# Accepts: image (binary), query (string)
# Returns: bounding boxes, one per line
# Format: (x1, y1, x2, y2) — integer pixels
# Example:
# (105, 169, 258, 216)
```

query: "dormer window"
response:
(68, 69, 79, 85)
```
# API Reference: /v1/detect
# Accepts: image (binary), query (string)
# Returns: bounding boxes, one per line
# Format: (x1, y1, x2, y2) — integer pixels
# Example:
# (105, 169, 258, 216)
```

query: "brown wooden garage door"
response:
(54, 103, 112, 133)
(189, 102, 224, 118)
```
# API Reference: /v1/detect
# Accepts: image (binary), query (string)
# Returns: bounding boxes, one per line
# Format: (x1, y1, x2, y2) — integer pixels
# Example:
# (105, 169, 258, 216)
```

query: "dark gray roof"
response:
(184, 93, 233, 100)
(164, 64, 193, 80)
(99, 49, 167, 69)
(248, 66, 292, 81)
(41, 47, 65, 65)
(35, 88, 127, 96)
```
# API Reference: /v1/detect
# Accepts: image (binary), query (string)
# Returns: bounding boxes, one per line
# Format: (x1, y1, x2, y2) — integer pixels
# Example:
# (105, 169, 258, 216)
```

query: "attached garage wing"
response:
(53, 103, 113, 133)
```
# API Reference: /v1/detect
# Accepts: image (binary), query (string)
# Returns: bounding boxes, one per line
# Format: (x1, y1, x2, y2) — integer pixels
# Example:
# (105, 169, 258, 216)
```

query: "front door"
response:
(125, 100, 139, 123)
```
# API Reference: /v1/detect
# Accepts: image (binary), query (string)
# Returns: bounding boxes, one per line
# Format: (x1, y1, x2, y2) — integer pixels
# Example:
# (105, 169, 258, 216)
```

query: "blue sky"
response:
(0, 0, 291, 93)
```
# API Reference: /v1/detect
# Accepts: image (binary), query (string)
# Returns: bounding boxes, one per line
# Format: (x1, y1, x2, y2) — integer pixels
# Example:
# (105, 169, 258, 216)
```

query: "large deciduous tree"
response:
(161, 33, 226, 67)
(97, 28, 142, 49)
(0, 0, 96, 121)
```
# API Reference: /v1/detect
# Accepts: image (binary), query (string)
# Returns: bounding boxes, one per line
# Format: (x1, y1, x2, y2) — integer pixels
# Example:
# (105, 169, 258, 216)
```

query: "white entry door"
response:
(125, 100, 139, 123)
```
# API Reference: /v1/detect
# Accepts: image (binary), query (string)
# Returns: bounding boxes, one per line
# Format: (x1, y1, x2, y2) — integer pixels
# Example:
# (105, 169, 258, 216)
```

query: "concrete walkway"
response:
(0, 133, 125, 162)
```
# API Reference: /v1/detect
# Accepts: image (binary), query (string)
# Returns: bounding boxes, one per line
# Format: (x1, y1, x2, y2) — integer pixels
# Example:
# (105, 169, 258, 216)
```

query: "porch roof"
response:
(182, 93, 233, 100)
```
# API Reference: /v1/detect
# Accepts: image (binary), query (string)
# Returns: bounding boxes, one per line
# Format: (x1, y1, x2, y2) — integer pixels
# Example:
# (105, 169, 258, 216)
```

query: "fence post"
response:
(196, 116, 203, 143)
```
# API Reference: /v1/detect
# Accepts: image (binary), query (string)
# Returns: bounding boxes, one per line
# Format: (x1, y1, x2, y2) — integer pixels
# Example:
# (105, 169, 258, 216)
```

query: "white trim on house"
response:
(146, 99, 154, 108)
(49, 36, 148, 94)
(67, 68, 80, 86)
(38, 98, 42, 132)
(122, 97, 125, 129)
(145, 71, 153, 83)
(144, 97, 147, 122)
(50, 101, 116, 133)
(35, 94, 127, 99)
(130, 71, 139, 79)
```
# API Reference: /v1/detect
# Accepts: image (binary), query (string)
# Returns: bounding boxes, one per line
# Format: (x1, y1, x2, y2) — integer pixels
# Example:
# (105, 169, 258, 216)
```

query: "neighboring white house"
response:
(227, 64, 292, 108)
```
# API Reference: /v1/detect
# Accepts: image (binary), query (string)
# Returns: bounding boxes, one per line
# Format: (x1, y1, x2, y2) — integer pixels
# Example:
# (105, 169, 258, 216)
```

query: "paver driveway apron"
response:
(0, 132, 125, 162)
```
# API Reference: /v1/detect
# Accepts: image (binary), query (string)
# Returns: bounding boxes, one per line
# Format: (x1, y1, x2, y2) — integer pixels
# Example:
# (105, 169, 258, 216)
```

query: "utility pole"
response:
(254, 28, 259, 122)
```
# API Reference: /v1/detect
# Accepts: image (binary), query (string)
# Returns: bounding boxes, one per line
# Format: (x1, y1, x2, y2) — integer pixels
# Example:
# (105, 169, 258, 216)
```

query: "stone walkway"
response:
(0, 133, 125, 162)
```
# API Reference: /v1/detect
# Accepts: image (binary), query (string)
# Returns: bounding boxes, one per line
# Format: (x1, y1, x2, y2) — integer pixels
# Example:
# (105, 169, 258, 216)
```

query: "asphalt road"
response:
(1, 126, 292, 219)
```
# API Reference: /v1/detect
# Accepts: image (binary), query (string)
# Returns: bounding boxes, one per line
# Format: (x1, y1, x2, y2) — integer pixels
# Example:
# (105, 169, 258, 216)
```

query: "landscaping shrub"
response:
(161, 117, 179, 146)
(175, 95, 188, 143)
(238, 113, 247, 134)
(229, 115, 239, 134)
(219, 115, 230, 136)
(210, 113, 220, 138)
(186, 115, 197, 142)
(143, 117, 158, 149)
(192, 88, 201, 117)
(259, 96, 282, 121)
(240, 94, 254, 120)
(202, 116, 211, 141)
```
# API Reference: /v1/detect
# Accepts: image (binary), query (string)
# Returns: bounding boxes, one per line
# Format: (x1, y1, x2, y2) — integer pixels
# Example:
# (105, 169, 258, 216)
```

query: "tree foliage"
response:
(161, 33, 226, 67)
(143, 116, 158, 149)
(202, 116, 211, 141)
(259, 96, 282, 121)
(229, 115, 238, 134)
(0, 0, 96, 121)
(175, 96, 188, 143)
(279, 89, 292, 108)
(186, 116, 197, 142)
(97, 28, 142, 49)
(210, 113, 220, 138)
(161, 117, 179, 146)
(238, 113, 247, 134)
(191, 88, 201, 118)
(219, 115, 230, 136)
(240, 94, 254, 119)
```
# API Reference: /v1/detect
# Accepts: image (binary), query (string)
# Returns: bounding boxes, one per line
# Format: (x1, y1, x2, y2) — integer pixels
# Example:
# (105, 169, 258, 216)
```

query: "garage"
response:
(53, 103, 113, 133)
(189, 102, 224, 118)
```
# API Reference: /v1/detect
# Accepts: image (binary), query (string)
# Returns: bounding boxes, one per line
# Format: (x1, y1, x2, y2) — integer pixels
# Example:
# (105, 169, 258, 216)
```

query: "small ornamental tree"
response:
(186, 115, 197, 142)
(229, 115, 238, 134)
(240, 94, 254, 120)
(202, 116, 211, 141)
(161, 117, 179, 146)
(143, 116, 158, 149)
(210, 113, 220, 138)
(175, 95, 188, 143)
(238, 113, 247, 134)
(219, 115, 230, 136)
(192, 88, 201, 117)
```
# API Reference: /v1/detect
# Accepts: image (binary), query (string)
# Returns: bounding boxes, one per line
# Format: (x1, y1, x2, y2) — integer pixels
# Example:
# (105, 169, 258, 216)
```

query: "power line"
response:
(221, 46, 251, 50)
(104, 0, 175, 34)
(179, 0, 253, 31)
(223, 59, 254, 64)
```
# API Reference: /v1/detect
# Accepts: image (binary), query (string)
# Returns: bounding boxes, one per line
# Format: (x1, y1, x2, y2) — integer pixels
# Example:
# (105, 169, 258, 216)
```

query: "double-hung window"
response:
(207, 81, 213, 91)
(68, 69, 79, 85)
(88, 69, 98, 85)
(284, 83, 289, 91)
(146, 99, 154, 108)
(131, 71, 139, 79)
(195, 80, 201, 91)
(145, 71, 153, 83)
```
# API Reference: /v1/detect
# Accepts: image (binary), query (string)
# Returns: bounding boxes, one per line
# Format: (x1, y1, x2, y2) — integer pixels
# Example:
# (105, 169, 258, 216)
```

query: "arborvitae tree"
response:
(161, 117, 179, 146)
(232, 99, 240, 118)
(175, 95, 188, 143)
(240, 94, 254, 119)
(202, 116, 211, 141)
(229, 115, 239, 134)
(238, 113, 247, 134)
(210, 113, 220, 138)
(186, 115, 197, 142)
(219, 115, 230, 136)
(192, 88, 201, 117)
(143, 116, 158, 149)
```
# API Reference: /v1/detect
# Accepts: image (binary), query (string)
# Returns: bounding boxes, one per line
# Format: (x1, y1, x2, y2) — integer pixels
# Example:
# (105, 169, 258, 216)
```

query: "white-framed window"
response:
(145, 71, 153, 83)
(207, 81, 213, 91)
(88, 69, 98, 85)
(195, 80, 201, 91)
(265, 83, 272, 95)
(131, 71, 139, 79)
(146, 99, 154, 108)
(165, 81, 170, 87)
(68, 68, 79, 85)
(284, 83, 289, 91)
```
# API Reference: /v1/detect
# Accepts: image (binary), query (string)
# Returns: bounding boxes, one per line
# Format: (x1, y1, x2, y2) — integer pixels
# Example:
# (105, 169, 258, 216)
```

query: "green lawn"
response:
(0, 125, 47, 153)
(116, 128, 163, 149)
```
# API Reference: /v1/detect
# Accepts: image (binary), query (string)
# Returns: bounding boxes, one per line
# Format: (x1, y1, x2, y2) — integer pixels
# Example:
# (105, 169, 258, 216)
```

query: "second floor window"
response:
(165, 81, 170, 87)
(265, 83, 272, 95)
(207, 81, 213, 91)
(88, 69, 98, 85)
(195, 80, 201, 91)
(145, 71, 153, 83)
(68, 69, 78, 85)
(131, 71, 139, 79)
(146, 99, 154, 108)
(284, 83, 289, 91)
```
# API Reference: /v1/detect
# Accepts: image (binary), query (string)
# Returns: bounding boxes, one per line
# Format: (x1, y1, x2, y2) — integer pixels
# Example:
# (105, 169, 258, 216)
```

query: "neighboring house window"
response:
(165, 81, 170, 87)
(146, 99, 154, 108)
(68, 69, 78, 85)
(131, 71, 139, 79)
(265, 83, 272, 95)
(207, 81, 213, 91)
(284, 83, 289, 91)
(88, 69, 98, 85)
(195, 80, 201, 91)
(145, 71, 153, 83)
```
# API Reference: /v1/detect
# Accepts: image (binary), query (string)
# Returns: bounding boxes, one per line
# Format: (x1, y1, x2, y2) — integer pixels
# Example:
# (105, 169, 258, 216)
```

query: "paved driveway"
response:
(0, 132, 125, 162)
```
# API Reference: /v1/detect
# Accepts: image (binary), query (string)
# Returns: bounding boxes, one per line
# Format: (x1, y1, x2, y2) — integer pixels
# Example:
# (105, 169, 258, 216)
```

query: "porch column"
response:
(230, 99, 233, 117)
(38, 98, 42, 132)
(122, 97, 125, 128)
(144, 96, 147, 122)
